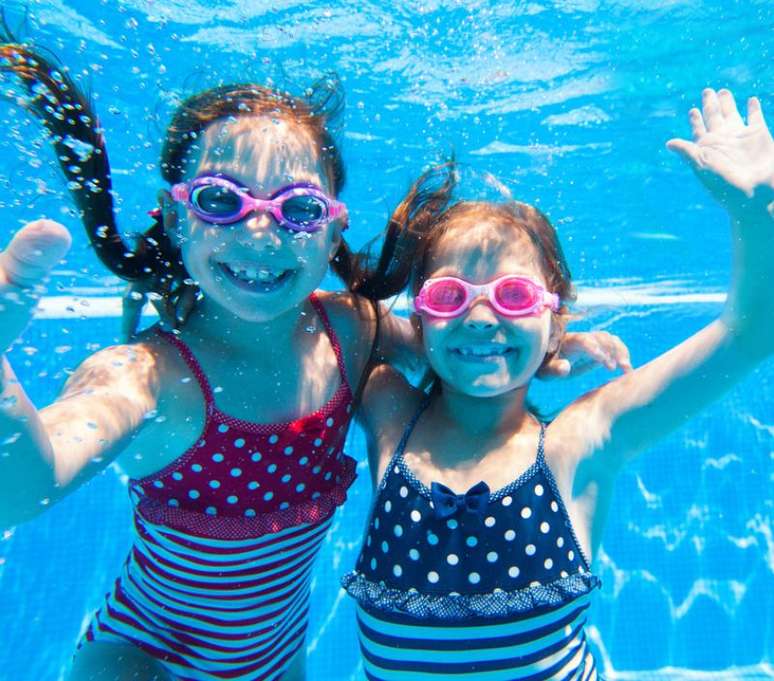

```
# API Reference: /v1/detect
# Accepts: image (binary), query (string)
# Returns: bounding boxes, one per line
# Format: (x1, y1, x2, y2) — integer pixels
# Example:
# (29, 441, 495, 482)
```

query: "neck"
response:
(432, 381, 532, 437)
(180, 295, 310, 356)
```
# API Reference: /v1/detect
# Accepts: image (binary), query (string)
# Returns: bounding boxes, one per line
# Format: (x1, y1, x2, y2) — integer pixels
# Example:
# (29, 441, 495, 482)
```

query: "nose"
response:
(463, 297, 498, 331)
(240, 211, 283, 249)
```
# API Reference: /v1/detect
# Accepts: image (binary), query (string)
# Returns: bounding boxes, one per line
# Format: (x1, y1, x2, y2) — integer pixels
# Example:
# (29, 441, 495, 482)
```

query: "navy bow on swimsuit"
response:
(430, 480, 490, 519)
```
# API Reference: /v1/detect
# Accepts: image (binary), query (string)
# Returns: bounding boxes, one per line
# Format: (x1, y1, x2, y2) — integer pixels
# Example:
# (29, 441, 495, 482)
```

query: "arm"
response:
(569, 89, 774, 470)
(374, 303, 424, 373)
(0, 221, 160, 527)
(358, 363, 422, 487)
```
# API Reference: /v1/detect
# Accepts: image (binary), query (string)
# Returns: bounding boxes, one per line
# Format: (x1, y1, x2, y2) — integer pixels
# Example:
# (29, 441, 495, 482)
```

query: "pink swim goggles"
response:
(170, 174, 347, 233)
(414, 274, 560, 319)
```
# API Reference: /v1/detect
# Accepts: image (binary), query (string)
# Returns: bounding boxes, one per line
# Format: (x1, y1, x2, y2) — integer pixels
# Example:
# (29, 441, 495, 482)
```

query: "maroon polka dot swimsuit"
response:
(83, 293, 358, 680)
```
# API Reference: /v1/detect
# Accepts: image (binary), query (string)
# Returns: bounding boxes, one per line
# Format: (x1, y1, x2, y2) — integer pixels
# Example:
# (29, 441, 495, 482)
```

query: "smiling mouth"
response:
(217, 263, 295, 293)
(449, 344, 518, 361)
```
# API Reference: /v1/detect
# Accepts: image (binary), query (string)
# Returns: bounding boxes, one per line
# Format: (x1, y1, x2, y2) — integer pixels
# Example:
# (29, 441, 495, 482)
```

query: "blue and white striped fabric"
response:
(355, 593, 598, 680)
(343, 402, 601, 680)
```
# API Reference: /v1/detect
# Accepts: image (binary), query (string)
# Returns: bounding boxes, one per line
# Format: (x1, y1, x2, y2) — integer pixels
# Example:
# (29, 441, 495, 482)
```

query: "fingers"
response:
(747, 96, 766, 128)
(605, 333, 633, 372)
(665, 138, 702, 167)
(590, 335, 617, 372)
(701, 88, 724, 132)
(150, 292, 177, 331)
(158, 190, 179, 235)
(536, 357, 571, 381)
(121, 284, 147, 341)
(568, 331, 630, 374)
(688, 107, 707, 139)
(174, 284, 198, 326)
(0, 220, 72, 288)
(717, 89, 744, 127)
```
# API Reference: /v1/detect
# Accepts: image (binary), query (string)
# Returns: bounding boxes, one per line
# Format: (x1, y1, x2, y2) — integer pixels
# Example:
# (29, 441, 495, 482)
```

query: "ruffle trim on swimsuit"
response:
(341, 569, 601, 622)
(136, 455, 357, 540)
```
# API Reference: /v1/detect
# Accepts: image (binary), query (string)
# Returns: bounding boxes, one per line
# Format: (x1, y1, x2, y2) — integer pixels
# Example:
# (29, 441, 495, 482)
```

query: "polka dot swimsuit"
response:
(343, 399, 601, 680)
(132, 292, 356, 538)
(84, 293, 358, 680)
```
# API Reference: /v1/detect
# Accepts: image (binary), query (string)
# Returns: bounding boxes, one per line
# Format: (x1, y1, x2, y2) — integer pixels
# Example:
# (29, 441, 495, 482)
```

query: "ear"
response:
(327, 220, 344, 261)
(158, 189, 183, 248)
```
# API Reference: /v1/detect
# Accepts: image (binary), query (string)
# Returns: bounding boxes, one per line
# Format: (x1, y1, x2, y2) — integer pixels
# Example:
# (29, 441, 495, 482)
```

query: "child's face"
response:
(170, 115, 342, 322)
(420, 218, 559, 398)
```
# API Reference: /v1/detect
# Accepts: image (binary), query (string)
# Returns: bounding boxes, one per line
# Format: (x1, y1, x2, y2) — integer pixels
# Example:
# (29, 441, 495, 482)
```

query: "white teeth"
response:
(224, 264, 285, 283)
(454, 344, 513, 357)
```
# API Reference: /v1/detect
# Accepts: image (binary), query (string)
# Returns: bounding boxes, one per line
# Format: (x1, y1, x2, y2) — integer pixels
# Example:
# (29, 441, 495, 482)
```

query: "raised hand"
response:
(538, 330, 633, 380)
(0, 219, 71, 351)
(666, 89, 774, 212)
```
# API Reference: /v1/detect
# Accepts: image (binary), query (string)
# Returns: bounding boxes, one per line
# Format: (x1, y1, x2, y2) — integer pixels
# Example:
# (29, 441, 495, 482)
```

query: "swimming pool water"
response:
(0, 1, 772, 679)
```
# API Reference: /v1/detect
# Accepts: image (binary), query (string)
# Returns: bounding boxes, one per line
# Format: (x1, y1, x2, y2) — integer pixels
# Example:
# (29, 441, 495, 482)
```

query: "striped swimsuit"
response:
(84, 294, 357, 680)
(342, 402, 601, 680)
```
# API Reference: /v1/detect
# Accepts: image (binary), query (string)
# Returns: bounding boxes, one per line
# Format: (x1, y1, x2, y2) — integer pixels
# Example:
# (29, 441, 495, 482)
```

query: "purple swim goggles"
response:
(170, 174, 347, 233)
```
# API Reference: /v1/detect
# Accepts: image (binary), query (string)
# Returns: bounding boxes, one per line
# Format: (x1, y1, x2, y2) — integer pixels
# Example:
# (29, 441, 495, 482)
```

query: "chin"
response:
(462, 381, 523, 399)
(450, 360, 547, 397)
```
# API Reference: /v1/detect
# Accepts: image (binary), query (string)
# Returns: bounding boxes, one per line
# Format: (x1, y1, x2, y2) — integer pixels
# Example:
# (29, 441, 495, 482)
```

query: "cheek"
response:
(422, 318, 450, 347)
(288, 237, 331, 272)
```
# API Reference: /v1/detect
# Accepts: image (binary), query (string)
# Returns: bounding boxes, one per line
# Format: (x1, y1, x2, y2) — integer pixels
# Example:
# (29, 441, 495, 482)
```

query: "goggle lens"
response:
(494, 278, 537, 310)
(190, 184, 243, 217)
(173, 176, 346, 233)
(416, 275, 557, 318)
(425, 280, 467, 313)
(281, 194, 326, 226)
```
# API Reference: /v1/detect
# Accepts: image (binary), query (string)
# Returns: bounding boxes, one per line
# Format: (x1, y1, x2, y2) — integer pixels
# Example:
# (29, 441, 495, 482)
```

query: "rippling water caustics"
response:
(0, 1, 772, 679)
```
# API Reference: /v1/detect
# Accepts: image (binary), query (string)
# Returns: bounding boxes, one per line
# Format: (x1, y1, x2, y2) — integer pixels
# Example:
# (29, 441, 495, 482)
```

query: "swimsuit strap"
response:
(309, 292, 350, 389)
(156, 328, 215, 408)
(393, 395, 432, 465)
(535, 420, 547, 466)
(374, 396, 430, 494)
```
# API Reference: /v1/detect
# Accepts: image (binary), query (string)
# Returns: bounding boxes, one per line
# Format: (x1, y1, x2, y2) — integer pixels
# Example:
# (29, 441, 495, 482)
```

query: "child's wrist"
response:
(726, 181, 774, 221)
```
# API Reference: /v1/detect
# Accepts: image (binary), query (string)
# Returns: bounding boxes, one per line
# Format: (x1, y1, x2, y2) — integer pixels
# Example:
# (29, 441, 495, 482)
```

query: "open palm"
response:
(667, 89, 774, 209)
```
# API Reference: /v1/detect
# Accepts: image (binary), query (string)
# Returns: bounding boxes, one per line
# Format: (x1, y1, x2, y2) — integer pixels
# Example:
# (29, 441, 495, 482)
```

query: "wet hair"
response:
(0, 34, 409, 303)
(383, 162, 576, 390)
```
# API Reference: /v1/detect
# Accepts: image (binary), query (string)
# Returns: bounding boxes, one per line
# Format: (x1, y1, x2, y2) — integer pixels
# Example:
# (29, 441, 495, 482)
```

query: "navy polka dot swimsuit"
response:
(343, 400, 602, 680)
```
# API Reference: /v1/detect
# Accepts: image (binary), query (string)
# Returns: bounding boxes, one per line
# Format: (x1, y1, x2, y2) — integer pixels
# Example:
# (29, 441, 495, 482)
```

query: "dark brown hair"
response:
(0, 36, 410, 303)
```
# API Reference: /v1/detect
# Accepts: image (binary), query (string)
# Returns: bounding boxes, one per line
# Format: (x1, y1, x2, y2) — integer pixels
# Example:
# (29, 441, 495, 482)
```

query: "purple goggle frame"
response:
(170, 174, 347, 233)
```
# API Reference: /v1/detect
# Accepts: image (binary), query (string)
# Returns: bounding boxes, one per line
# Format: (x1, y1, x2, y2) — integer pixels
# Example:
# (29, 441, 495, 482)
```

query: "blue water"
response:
(1, 1, 773, 679)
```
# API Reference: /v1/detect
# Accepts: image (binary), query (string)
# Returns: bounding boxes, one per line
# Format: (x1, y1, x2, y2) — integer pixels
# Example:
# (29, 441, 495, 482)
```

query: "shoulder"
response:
(361, 364, 422, 438)
(542, 388, 620, 497)
(316, 290, 377, 335)
(60, 329, 181, 400)
(63, 339, 158, 387)
(315, 290, 379, 380)
(360, 363, 424, 484)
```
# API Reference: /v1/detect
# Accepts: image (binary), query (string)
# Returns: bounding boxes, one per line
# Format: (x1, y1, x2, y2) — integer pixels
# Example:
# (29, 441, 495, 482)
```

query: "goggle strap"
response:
(544, 292, 560, 312)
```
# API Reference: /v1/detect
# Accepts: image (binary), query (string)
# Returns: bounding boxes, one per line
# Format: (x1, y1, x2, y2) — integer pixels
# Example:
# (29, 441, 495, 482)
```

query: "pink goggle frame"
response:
(414, 274, 561, 319)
